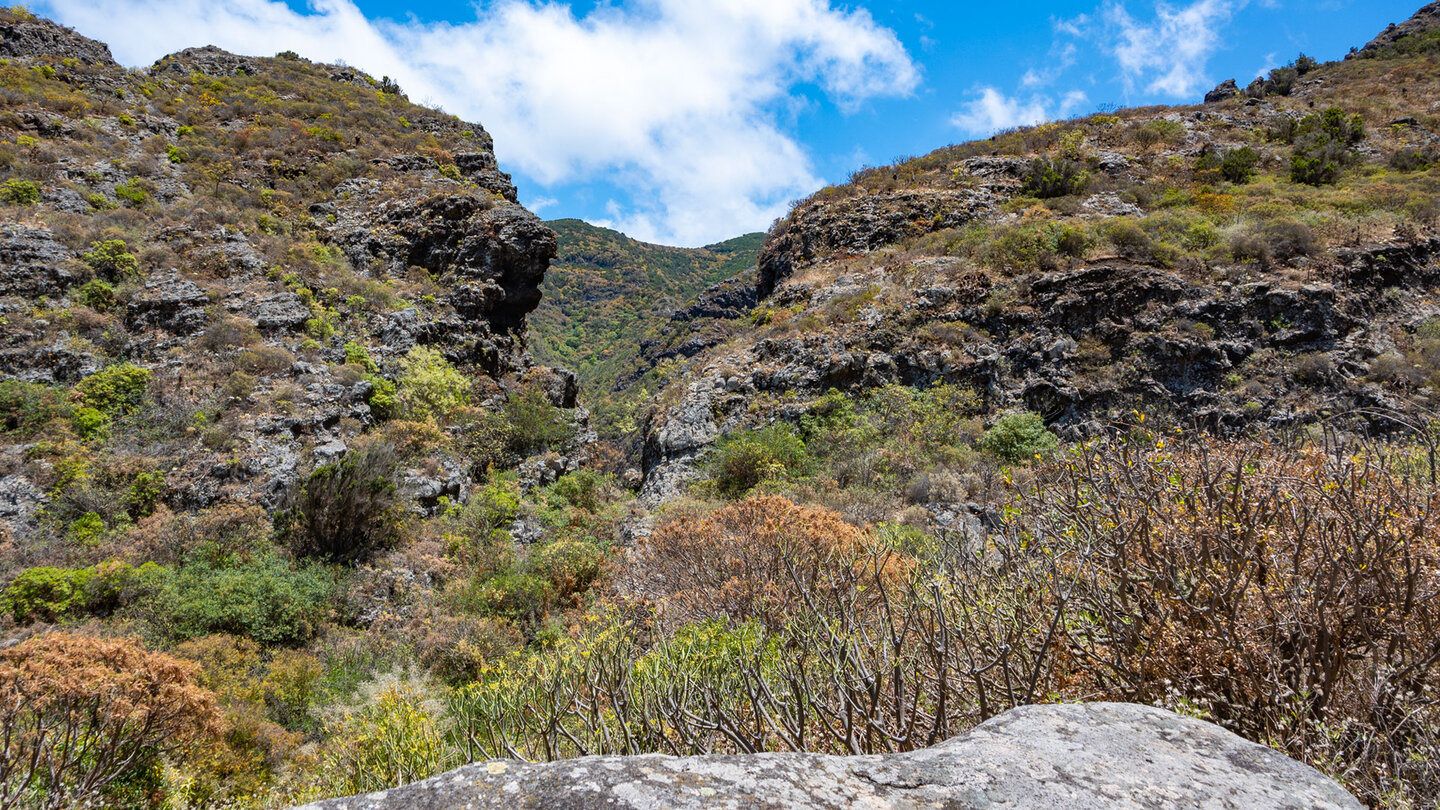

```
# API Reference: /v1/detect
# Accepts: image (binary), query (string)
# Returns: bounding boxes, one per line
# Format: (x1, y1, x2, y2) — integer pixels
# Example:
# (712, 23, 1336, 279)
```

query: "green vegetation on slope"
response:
(532, 218, 761, 396)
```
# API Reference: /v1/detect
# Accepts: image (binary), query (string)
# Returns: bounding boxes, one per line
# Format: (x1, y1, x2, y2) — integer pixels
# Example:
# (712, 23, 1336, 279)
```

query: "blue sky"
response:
(33, 0, 1423, 245)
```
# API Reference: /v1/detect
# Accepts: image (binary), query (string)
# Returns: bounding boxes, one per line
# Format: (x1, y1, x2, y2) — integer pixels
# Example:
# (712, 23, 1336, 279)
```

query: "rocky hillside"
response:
(0, 11, 612, 805)
(530, 220, 760, 444)
(3, 6, 1440, 810)
(0, 8, 584, 541)
(638, 6, 1440, 502)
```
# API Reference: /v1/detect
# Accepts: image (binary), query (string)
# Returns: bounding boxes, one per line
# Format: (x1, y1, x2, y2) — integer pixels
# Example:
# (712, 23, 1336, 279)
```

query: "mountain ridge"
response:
(1, 5, 1439, 809)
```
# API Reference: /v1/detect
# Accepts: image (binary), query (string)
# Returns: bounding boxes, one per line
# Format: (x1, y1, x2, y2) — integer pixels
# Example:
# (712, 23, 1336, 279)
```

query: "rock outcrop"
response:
(0, 11, 115, 66)
(0, 11, 575, 519)
(1205, 78, 1241, 103)
(758, 190, 995, 298)
(0, 224, 75, 298)
(296, 703, 1361, 810)
(642, 238, 1440, 501)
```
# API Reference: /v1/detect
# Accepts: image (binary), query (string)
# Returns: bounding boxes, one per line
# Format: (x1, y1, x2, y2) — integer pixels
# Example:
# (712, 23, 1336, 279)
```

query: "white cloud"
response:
(35, 0, 917, 246)
(526, 196, 560, 215)
(1021, 42, 1078, 88)
(950, 87, 1088, 137)
(1105, 0, 1240, 97)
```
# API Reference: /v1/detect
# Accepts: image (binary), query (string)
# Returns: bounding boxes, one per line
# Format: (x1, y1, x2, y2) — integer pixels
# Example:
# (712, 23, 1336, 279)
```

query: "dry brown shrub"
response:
(0, 632, 223, 809)
(414, 614, 523, 684)
(1025, 438, 1440, 804)
(624, 495, 905, 629)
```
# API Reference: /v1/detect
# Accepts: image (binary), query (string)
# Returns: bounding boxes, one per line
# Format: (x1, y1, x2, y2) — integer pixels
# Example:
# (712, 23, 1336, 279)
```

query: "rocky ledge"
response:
(295, 703, 1360, 810)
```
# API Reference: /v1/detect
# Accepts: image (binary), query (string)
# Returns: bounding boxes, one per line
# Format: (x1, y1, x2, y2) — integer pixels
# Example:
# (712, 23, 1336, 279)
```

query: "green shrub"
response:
(72, 279, 116, 311)
(71, 406, 107, 440)
(1054, 224, 1089, 258)
(74, 363, 151, 415)
(343, 341, 378, 373)
(82, 240, 139, 281)
(0, 379, 66, 434)
(1, 566, 94, 623)
(0, 561, 163, 624)
(545, 470, 606, 513)
(864, 384, 982, 456)
(277, 442, 402, 565)
(0, 178, 39, 204)
(447, 481, 520, 568)
(530, 538, 607, 602)
(396, 346, 469, 423)
(1291, 153, 1341, 186)
(1230, 220, 1316, 266)
(708, 424, 809, 498)
(979, 412, 1059, 462)
(1021, 158, 1087, 198)
(162, 552, 336, 646)
(1220, 147, 1260, 184)
(1390, 147, 1437, 172)
(1290, 108, 1366, 186)
(125, 471, 165, 519)
(1265, 66, 1299, 96)
(113, 180, 148, 207)
(66, 512, 107, 546)
(503, 386, 573, 454)
(1134, 118, 1186, 149)
(1101, 218, 1152, 259)
(464, 571, 553, 623)
(364, 375, 398, 420)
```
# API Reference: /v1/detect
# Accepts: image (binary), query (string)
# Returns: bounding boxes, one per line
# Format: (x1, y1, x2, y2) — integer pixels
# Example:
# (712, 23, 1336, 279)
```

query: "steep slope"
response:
(640, 9, 1440, 502)
(0, 7, 580, 541)
(530, 219, 760, 442)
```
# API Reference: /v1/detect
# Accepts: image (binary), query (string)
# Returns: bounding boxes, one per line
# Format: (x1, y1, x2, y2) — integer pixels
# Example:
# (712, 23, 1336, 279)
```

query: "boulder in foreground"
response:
(295, 702, 1361, 809)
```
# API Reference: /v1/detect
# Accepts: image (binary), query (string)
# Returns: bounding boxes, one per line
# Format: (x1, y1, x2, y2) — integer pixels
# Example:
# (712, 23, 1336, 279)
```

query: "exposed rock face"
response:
(1205, 78, 1241, 104)
(152, 45, 260, 77)
(0, 224, 75, 298)
(0, 21, 573, 521)
(295, 703, 1361, 810)
(126, 271, 211, 334)
(758, 190, 994, 298)
(0, 12, 115, 66)
(641, 240, 1440, 501)
(325, 190, 557, 376)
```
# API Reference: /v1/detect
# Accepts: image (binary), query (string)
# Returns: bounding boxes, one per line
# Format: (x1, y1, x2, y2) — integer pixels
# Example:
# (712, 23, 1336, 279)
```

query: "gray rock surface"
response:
(295, 703, 1361, 810)
(0, 12, 115, 66)
(0, 224, 74, 299)
(0, 475, 46, 539)
(758, 189, 995, 298)
(1205, 78, 1241, 104)
(126, 271, 210, 334)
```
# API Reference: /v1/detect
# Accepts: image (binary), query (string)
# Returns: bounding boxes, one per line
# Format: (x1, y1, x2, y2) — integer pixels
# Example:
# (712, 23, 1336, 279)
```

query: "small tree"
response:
(278, 442, 402, 565)
(81, 240, 139, 281)
(979, 412, 1060, 462)
(396, 346, 470, 423)
(0, 632, 222, 810)
(1021, 158, 1087, 198)
(1219, 147, 1260, 184)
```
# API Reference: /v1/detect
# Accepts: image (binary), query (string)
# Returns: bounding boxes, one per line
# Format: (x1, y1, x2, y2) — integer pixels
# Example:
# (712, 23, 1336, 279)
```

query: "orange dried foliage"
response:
(0, 632, 223, 809)
(626, 495, 907, 629)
